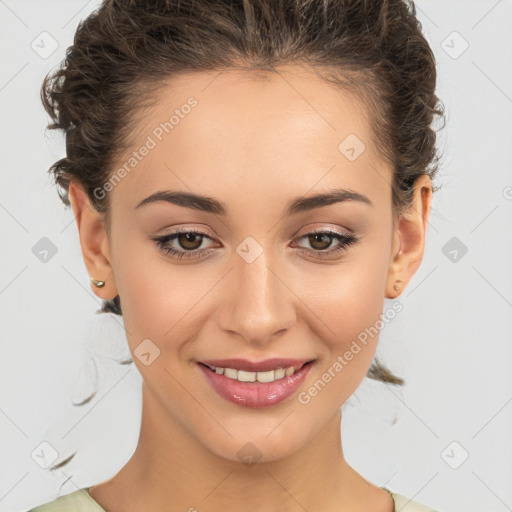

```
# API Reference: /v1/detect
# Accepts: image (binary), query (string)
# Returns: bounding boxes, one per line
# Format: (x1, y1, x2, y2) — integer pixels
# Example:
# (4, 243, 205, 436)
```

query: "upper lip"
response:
(199, 358, 314, 372)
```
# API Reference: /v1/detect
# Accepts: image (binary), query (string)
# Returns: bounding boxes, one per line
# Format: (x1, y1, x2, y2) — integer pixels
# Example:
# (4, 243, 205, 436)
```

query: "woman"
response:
(29, 0, 445, 510)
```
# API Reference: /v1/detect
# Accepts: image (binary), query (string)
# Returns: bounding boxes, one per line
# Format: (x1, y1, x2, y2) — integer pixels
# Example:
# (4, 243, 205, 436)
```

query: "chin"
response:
(201, 427, 308, 466)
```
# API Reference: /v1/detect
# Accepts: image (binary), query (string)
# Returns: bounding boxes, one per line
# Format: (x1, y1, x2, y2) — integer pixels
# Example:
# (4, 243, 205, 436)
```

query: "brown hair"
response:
(41, 0, 445, 388)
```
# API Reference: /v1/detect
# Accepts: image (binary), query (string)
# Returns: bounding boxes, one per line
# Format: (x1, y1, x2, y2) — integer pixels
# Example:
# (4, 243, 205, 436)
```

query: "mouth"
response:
(198, 357, 316, 374)
(196, 359, 317, 408)
(198, 359, 314, 382)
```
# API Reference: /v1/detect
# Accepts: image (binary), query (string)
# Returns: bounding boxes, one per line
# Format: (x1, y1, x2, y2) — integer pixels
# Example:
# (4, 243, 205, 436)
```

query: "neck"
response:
(89, 383, 388, 512)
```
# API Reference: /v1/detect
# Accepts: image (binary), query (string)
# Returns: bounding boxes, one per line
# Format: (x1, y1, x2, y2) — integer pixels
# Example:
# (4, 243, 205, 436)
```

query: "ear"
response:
(68, 181, 118, 299)
(385, 174, 433, 299)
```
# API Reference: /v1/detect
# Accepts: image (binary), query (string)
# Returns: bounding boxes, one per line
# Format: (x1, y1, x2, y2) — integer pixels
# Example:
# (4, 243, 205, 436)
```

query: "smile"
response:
(197, 359, 316, 408)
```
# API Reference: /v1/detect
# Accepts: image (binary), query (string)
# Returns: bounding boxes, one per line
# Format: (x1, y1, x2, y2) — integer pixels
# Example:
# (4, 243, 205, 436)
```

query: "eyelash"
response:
(152, 228, 360, 261)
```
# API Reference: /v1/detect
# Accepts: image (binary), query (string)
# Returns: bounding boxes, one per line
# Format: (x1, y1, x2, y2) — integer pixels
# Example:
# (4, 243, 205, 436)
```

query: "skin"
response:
(68, 64, 432, 512)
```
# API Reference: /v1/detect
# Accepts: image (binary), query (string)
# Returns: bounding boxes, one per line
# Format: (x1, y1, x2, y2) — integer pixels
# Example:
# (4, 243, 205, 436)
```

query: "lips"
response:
(197, 359, 316, 408)
(199, 358, 314, 372)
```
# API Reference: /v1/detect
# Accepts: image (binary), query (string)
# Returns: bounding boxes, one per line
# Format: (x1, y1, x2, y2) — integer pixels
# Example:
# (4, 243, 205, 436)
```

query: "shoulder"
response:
(26, 487, 105, 512)
(383, 487, 440, 512)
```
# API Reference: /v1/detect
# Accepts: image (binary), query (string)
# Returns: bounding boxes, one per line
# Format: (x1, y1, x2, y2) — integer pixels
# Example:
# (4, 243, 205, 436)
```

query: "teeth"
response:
(210, 365, 302, 383)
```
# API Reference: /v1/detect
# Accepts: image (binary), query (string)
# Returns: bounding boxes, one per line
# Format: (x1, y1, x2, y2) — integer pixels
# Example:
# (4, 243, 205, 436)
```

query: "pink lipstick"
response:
(197, 358, 315, 408)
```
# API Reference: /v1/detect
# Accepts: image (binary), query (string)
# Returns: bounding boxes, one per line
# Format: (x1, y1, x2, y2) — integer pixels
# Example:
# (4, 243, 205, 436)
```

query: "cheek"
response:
(296, 269, 388, 413)
(111, 233, 200, 347)
(305, 244, 390, 375)
(112, 240, 238, 382)
(311, 252, 388, 335)
(336, 267, 387, 331)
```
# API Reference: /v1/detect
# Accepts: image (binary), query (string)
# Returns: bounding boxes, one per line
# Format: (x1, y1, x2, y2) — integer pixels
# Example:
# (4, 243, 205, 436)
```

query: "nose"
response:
(217, 248, 296, 346)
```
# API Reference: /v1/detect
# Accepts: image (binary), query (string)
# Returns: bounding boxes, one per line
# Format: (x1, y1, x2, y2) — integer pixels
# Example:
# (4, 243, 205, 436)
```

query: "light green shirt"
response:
(26, 486, 440, 511)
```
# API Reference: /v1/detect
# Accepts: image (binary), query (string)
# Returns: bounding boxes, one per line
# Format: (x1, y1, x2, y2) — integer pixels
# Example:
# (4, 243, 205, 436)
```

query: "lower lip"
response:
(197, 361, 315, 409)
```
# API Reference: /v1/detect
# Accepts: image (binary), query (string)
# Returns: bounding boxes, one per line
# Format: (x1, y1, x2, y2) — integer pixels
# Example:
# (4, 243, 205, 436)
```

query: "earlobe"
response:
(68, 181, 118, 298)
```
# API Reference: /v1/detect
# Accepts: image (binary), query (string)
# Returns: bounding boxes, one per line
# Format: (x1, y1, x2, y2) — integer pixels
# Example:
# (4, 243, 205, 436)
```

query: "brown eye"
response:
(176, 232, 204, 250)
(152, 229, 217, 260)
(307, 233, 333, 251)
(293, 229, 360, 259)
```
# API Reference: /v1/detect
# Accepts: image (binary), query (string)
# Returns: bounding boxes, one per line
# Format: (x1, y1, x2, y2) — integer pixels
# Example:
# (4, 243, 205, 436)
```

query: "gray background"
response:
(1, 1, 511, 511)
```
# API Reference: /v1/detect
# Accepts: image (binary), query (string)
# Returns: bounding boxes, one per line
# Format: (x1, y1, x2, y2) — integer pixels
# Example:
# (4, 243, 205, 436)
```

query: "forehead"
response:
(134, 65, 375, 151)
(110, 65, 390, 210)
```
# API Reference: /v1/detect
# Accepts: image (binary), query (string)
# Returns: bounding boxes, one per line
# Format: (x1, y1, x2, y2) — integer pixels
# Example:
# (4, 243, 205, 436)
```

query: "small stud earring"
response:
(90, 278, 105, 288)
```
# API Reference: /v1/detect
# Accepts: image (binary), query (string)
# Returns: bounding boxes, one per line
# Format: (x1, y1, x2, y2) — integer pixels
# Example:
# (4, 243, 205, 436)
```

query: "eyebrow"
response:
(135, 188, 373, 215)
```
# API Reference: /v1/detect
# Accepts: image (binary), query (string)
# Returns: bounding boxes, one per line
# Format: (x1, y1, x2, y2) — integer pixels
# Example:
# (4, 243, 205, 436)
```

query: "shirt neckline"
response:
(83, 485, 397, 512)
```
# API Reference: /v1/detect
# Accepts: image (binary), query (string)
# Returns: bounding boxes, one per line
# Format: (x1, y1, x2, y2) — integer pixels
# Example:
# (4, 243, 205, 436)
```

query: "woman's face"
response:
(85, 65, 406, 463)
